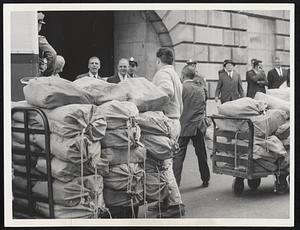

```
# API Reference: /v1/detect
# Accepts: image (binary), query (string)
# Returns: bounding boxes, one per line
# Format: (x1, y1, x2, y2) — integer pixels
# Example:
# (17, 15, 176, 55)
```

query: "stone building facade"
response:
(114, 10, 290, 98)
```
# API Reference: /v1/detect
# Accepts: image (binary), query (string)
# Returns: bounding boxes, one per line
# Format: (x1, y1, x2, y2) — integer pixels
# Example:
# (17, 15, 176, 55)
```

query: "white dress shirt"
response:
(118, 73, 129, 82)
(275, 67, 283, 77)
(88, 72, 100, 79)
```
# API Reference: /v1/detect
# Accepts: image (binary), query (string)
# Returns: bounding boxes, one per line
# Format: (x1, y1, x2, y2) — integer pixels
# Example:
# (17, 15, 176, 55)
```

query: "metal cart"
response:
(210, 115, 289, 196)
(12, 106, 54, 218)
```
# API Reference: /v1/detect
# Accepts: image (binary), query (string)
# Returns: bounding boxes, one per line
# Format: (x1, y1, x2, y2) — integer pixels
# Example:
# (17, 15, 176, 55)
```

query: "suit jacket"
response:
(180, 80, 206, 137)
(107, 73, 132, 83)
(75, 72, 102, 80)
(215, 70, 244, 104)
(267, 68, 288, 89)
(246, 69, 268, 98)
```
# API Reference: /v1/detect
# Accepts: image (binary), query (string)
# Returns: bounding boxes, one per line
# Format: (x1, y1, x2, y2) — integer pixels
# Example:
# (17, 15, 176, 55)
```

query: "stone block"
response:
(248, 16, 275, 34)
(158, 33, 173, 47)
(248, 33, 275, 51)
(223, 29, 235, 46)
(186, 10, 208, 25)
(174, 43, 208, 62)
(163, 10, 185, 31)
(284, 37, 290, 51)
(195, 26, 223, 44)
(144, 42, 160, 61)
(209, 46, 231, 62)
(276, 36, 285, 50)
(155, 10, 169, 20)
(146, 22, 160, 43)
(151, 21, 168, 34)
(283, 10, 290, 20)
(170, 24, 194, 44)
(130, 23, 147, 43)
(231, 13, 248, 30)
(234, 65, 248, 80)
(197, 63, 224, 80)
(275, 51, 290, 66)
(242, 10, 285, 19)
(174, 62, 186, 77)
(275, 20, 290, 35)
(232, 47, 247, 64)
(234, 31, 248, 47)
(208, 11, 231, 28)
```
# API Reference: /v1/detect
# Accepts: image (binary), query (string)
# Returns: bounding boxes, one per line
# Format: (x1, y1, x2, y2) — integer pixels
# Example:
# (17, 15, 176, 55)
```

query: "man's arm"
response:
(237, 74, 244, 97)
(153, 71, 174, 98)
(267, 70, 273, 88)
(39, 36, 57, 76)
(257, 71, 268, 86)
(214, 76, 222, 102)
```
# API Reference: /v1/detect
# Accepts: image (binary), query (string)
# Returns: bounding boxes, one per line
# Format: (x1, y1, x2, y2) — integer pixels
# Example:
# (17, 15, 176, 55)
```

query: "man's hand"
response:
(215, 97, 219, 103)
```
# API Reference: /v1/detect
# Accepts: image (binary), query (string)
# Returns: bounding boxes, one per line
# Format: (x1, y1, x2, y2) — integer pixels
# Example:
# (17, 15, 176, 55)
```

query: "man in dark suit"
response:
(215, 59, 244, 104)
(267, 57, 288, 89)
(173, 65, 210, 188)
(246, 60, 268, 98)
(76, 56, 102, 80)
(107, 58, 131, 83)
(186, 59, 208, 100)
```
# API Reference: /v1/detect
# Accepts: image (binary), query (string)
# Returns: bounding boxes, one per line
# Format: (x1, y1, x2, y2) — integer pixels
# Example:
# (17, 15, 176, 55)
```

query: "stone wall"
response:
(114, 11, 161, 80)
(114, 10, 290, 98)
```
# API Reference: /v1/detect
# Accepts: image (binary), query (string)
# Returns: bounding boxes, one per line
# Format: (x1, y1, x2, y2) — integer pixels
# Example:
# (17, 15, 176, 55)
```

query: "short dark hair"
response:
(89, 56, 101, 64)
(253, 60, 262, 68)
(156, 47, 174, 65)
(182, 65, 196, 79)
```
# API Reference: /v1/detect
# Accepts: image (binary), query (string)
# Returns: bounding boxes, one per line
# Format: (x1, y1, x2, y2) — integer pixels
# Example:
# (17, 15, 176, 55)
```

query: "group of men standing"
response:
(215, 57, 290, 104)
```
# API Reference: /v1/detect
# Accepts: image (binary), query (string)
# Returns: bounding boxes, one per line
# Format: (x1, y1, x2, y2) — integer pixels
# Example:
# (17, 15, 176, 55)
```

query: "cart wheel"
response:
(275, 174, 289, 195)
(247, 178, 261, 190)
(232, 177, 244, 195)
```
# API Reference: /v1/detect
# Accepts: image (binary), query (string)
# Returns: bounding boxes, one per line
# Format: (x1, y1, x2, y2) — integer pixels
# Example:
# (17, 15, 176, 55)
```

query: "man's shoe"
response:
(202, 181, 209, 187)
(147, 202, 169, 212)
(157, 204, 185, 218)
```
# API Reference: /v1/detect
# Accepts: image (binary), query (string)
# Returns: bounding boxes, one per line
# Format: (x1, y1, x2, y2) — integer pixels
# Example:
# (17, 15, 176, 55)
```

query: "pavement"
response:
(138, 141, 290, 219)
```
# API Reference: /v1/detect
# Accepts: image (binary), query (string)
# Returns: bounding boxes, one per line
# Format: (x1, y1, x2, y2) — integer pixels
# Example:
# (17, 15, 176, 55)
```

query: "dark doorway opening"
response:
(40, 11, 114, 81)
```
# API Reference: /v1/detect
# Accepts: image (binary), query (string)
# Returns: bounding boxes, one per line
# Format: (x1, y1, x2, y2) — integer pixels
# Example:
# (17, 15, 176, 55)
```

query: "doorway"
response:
(41, 11, 114, 80)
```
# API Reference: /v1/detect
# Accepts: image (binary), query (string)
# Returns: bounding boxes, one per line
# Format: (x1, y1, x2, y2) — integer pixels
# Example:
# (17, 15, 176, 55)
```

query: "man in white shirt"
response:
(149, 47, 185, 218)
(267, 57, 288, 89)
(107, 58, 131, 83)
(76, 56, 102, 80)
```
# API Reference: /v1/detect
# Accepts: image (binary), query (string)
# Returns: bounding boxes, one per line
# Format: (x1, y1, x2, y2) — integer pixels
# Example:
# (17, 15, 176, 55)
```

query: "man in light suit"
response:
(267, 57, 288, 89)
(173, 65, 210, 188)
(107, 58, 131, 83)
(76, 56, 102, 80)
(215, 59, 244, 104)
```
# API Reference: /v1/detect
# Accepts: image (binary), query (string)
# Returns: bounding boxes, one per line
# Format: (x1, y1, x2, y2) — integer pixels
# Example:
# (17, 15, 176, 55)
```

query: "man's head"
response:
(186, 59, 197, 69)
(274, 57, 281, 68)
(38, 12, 45, 33)
(156, 47, 174, 68)
(88, 56, 101, 75)
(53, 55, 65, 75)
(223, 59, 235, 72)
(181, 65, 196, 82)
(253, 60, 263, 70)
(128, 57, 138, 76)
(118, 58, 129, 76)
(251, 58, 258, 68)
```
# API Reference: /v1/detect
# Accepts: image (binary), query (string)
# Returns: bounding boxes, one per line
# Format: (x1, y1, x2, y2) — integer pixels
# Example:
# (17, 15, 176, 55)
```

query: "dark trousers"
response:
(173, 128, 210, 186)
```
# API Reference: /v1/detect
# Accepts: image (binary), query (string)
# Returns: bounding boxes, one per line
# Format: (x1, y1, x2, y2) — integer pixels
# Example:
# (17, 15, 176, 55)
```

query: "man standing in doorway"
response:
(150, 47, 185, 218)
(38, 12, 57, 76)
(76, 56, 102, 80)
(215, 59, 244, 104)
(173, 65, 210, 188)
(267, 57, 288, 89)
(107, 58, 131, 83)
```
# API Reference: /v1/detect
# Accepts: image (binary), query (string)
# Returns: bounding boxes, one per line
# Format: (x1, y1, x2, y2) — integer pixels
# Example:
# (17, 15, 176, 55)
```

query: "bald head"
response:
(53, 55, 65, 75)
(118, 58, 129, 76)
